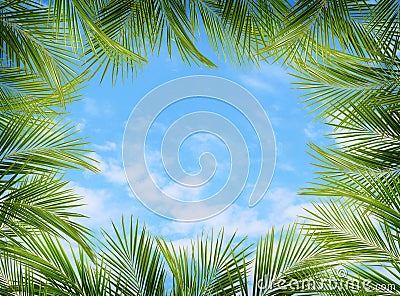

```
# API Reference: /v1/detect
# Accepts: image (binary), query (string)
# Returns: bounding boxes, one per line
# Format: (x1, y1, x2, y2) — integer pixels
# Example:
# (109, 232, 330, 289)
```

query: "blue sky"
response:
(66, 50, 330, 245)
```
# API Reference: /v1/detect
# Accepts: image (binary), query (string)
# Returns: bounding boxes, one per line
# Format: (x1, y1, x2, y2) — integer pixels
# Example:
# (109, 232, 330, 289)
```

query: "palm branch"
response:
(158, 229, 251, 296)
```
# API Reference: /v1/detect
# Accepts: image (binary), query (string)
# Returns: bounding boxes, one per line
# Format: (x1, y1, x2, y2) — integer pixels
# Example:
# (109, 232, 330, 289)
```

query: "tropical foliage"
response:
(0, 0, 398, 294)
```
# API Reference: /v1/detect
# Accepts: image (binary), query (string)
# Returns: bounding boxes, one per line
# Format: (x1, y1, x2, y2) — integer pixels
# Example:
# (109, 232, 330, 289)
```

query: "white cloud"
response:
(103, 161, 127, 185)
(263, 187, 313, 225)
(169, 238, 194, 249)
(260, 63, 292, 82)
(93, 141, 117, 151)
(278, 163, 295, 171)
(240, 76, 275, 92)
(159, 187, 312, 240)
(83, 98, 113, 117)
(69, 182, 140, 234)
(87, 152, 127, 186)
(304, 122, 319, 139)
(70, 183, 112, 227)
(162, 182, 204, 201)
(75, 120, 86, 131)
(83, 98, 100, 116)
(206, 188, 311, 237)
(204, 205, 271, 237)
(239, 63, 291, 93)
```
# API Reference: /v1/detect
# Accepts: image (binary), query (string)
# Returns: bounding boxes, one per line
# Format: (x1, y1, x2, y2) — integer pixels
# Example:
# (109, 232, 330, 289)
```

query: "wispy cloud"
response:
(71, 183, 112, 227)
(304, 122, 332, 142)
(75, 119, 86, 131)
(239, 63, 291, 93)
(304, 122, 319, 139)
(158, 187, 312, 243)
(277, 162, 295, 172)
(83, 98, 113, 117)
(240, 76, 275, 92)
(87, 152, 127, 186)
(93, 141, 117, 151)
(70, 182, 141, 234)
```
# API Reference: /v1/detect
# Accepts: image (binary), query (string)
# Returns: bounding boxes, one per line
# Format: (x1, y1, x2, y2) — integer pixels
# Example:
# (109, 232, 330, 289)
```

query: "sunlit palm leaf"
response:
(0, 112, 98, 175)
(300, 201, 400, 295)
(0, 174, 92, 250)
(292, 53, 399, 119)
(158, 230, 251, 296)
(330, 104, 400, 171)
(302, 202, 400, 263)
(365, 0, 400, 60)
(100, 217, 166, 296)
(346, 262, 400, 294)
(259, 0, 383, 64)
(0, 255, 52, 295)
(90, 0, 218, 79)
(252, 224, 326, 296)
(0, 1, 83, 101)
(188, 0, 290, 66)
(1, 233, 119, 295)
(302, 143, 400, 228)
(0, 67, 90, 112)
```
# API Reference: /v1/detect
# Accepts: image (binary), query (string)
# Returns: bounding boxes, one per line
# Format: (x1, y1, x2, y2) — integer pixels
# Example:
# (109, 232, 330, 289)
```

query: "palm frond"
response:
(0, 233, 117, 295)
(346, 262, 400, 294)
(292, 52, 399, 119)
(100, 217, 166, 296)
(302, 143, 400, 228)
(87, 0, 217, 81)
(302, 201, 400, 263)
(0, 67, 90, 112)
(0, 255, 52, 295)
(252, 223, 326, 295)
(0, 112, 98, 176)
(365, 0, 400, 60)
(0, 174, 93, 251)
(158, 229, 251, 296)
(329, 104, 400, 171)
(259, 0, 383, 64)
(0, 1, 83, 101)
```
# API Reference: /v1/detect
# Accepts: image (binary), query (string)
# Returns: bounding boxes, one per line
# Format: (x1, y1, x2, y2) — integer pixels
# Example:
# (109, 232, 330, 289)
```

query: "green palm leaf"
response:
(0, 1, 83, 101)
(100, 217, 166, 296)
(0, 174, 92, 249)
(302, 143, 400, 228)
(365, 0, 400, 60)
(252, 224, 326, 295)
(0, 112, 98, 175)
(291, 54, 399, 118)
(346, 262, 400, 294)
(158, 230, 251, 296)
(300, 201, 400, 295)
(302, 202, 399, 262)
(0, 233, 116, 295)
(0, 67, 89, 112)
(259, 0, 383, 64)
